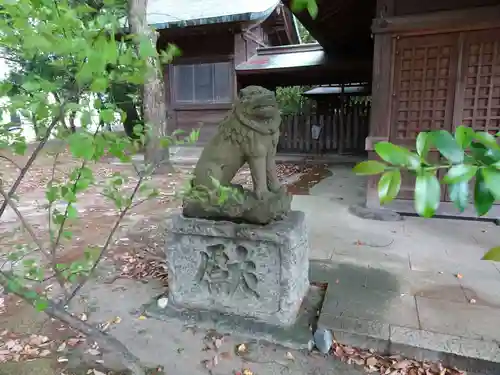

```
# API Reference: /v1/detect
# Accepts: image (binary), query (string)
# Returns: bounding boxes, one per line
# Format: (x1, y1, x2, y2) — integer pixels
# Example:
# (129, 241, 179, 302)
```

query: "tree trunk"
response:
(69, 111, 77, 133)
(128, 0, 169, 168)
(109, 83, 143, 139)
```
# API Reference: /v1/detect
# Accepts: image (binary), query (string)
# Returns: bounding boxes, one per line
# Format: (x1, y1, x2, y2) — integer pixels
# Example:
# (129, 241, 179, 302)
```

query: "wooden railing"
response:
(278, 102, 370, 155)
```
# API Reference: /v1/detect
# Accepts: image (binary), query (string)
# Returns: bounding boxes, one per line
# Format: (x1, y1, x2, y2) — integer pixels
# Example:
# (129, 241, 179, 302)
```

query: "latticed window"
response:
(390, 34, 457, 143)
(459, 30, 500, 134)
(390, 31, 500, 142)
(173, 62, 232, 104)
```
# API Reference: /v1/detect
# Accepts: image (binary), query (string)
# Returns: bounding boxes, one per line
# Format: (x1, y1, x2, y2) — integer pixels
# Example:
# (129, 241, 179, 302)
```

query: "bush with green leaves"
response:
(0, 0, 197, 374)
(353, 126, 500, 261)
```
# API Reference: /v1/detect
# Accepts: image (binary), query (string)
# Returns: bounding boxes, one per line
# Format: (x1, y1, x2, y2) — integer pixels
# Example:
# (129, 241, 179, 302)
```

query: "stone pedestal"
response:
(165, 211, 310, 327)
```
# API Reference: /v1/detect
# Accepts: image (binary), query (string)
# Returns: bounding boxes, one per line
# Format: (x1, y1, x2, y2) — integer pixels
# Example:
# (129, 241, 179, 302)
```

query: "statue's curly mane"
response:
(217, 92, 281, 156)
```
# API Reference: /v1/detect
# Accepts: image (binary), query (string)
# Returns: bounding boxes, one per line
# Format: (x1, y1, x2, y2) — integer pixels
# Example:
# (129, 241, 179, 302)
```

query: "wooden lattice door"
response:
(445, 29, 500, 202)
(390, 34, 459, 199)
(454, 29, 500, 133)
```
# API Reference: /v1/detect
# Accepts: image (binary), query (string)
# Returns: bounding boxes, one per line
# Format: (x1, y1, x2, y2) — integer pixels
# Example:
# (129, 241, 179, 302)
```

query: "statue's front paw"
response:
(255, 189, 271, 200)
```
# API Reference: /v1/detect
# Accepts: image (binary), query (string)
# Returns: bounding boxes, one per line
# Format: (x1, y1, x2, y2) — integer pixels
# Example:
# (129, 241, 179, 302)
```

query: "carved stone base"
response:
(182, 184, 293, 225)
(165, 211, 310, 327)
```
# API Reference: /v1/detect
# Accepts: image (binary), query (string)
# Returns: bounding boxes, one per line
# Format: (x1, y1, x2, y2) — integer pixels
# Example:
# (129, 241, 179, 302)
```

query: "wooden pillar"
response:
(364, 30, 394, 210)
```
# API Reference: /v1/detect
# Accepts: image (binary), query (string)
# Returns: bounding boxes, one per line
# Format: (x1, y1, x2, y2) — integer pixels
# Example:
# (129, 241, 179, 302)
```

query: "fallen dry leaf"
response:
(214, 338, 223, 349)
(67, 338, 84, 347)
(366, 356, 378, 367)
(329, 341, 466, 375)
(242, 369, 253, 375)
(86, 348, 100, 356)
(219, 351, 231, 360)
(395, 359, 412, 369)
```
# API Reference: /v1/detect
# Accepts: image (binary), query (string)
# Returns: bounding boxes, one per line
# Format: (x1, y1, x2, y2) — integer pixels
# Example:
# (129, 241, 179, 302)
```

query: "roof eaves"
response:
(150, 1, 280, 30)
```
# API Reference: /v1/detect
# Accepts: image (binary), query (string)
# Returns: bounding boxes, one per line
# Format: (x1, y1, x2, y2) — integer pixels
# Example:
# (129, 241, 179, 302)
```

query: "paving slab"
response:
(143, 285, 322, 350)
(321, 283, 420, 329)
(316, 258, 500, 374)
(68, 275, 367, 375)
(459, 277, 500, 308)
(416, 297, 500, 341)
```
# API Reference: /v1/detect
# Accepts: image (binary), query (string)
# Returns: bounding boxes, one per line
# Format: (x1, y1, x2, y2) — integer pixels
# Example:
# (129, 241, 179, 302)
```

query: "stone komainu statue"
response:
(182, 85, 292, 224)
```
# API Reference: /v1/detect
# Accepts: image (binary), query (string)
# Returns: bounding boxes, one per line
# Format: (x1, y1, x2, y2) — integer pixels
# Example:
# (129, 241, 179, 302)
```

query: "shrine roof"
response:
(147, 0, 280, 29)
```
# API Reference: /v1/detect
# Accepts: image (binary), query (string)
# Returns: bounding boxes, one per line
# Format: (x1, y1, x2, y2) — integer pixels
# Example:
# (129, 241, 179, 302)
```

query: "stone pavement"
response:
(167, 150, 500, 373)
(71, 277, 367, 375)
(290, 164, 500, 374)
(71, 153, 500, 374)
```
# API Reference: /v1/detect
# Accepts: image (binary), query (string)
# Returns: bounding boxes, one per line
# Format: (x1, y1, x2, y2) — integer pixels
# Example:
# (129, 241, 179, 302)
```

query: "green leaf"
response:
(416, 132, 431, 159)
(53, 211, 65, 225)
(68, 132, 94, 160)
(13, 140, 27, 155)
(100, 108, 115, 123)
(79, 166, 94, 181)
(62, 230, 73, 240)
(84, 246, 100, 261)
(469, 142, 500, 165)
(482, 247, 500, 261)
(290, 0, 308, 13)
(306, 0, 318, 18)
(63, 189, 77, 203)
(474, 131, 500, 150)
(138, 37, 157, 59)
(34, 299, 48, 312)
(90, 77, 108, 93)
(430, 130, 464, 164)
(189, 129, 200, 144)
(66, 204, 78, 219)
(482, 167, 500, 199)
(449, 181, 469, 212)
(80, 110, 92, 127)
(24, 290, 38, 301)
(474, 169, 495, 216)
(7, 251, 22, 262)
(21, 80, 40, 92)
(374, 142, 420, 169)
(352, 160, 386, 175)
(377, 170, 401, 204)
(160, 44, 182, 63)
(414, 172, 440, 218)
(45, 185, 59, 203)
(455, 126, 474, 149)
(442, 164, 477, 184)
(22, 259, 36, 267)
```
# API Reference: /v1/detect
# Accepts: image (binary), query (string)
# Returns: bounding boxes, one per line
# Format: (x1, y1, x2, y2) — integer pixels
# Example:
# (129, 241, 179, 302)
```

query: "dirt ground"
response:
(0, 144, 331, 374)
(0, 146, 469, 375)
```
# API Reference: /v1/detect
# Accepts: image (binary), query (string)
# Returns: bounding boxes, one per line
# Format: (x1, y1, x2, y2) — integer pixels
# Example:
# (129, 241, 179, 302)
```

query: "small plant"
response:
(353, 126, 500, 261)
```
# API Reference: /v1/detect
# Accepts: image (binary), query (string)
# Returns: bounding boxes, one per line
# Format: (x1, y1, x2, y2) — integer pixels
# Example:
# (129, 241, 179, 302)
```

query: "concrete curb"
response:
(324, 324, 500, 374)
(318, 305, 500, 375)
